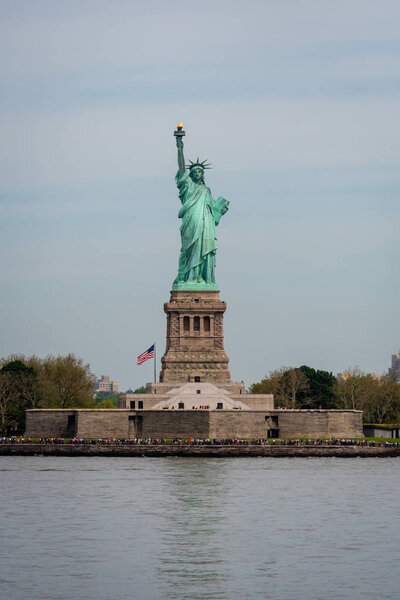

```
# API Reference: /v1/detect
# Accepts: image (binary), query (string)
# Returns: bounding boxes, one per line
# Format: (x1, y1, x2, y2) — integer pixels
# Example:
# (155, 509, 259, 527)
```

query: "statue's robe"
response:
(174, 170, 228, 284)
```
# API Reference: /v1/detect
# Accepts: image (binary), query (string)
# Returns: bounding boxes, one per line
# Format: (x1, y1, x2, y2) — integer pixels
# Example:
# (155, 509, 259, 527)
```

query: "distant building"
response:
(370, 373, 382, 381)
(363, 424, 400, 438)
(96, 375, 118, 394)
(389, 352, 400, 381)
(337, 371, 381, 381)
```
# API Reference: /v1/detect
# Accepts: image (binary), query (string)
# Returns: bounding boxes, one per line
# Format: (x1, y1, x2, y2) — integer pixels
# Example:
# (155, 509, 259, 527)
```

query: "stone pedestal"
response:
(160, 289, 231, 384)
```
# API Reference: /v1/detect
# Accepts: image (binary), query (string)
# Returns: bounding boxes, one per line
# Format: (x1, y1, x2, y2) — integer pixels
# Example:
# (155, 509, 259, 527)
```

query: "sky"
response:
(0, 0, 399, 391)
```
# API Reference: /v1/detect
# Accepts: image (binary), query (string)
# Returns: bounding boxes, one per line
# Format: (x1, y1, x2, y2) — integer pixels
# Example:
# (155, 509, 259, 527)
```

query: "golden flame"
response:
(177, 122, 184, 130)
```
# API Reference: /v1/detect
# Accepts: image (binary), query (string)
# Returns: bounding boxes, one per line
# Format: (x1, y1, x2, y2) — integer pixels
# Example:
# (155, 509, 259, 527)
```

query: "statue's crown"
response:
(186, 157, 212, 170)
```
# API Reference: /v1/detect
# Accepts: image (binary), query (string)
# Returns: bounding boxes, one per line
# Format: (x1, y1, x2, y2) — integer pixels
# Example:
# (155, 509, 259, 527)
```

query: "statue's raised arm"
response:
(172, 124, 229, 291)
(175, 124, 185, 176)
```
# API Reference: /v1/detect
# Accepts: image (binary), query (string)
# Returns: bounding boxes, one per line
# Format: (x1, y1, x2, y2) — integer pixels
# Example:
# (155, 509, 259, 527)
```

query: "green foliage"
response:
(337, 369, 400, 423)
(96, 399, 115, 409)
(363, 437, 400, 443)
(2, 360, 36, 377)
(250, 365, 400, 422)
(249, 366, 310, 408)
(94, 392, 120, 407)
(0, 354, 97, 434)
(248, 378, 274, 394)
(0, 358, 41, 434)
(40, 354, 96, 409)
(133, 386, 146, 394)
(94, 391, 110, 400)
(250, 365, 338, 409)
(298, 365, 338, 409)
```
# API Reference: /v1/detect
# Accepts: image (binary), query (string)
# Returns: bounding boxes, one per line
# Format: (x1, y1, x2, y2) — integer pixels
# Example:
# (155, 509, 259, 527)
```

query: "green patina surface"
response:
(173, 127, 229, 290)
(172, 281, 219, 291)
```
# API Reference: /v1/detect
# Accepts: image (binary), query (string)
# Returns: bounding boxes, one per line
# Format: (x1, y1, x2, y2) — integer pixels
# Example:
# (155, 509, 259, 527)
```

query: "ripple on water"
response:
(0, 456, 399, 600)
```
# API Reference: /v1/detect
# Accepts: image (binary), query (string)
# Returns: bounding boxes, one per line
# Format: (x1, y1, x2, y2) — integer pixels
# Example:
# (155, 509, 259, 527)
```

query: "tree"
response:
(250, 365, 338, 409)
(96, 398, 115, 409)
(2, 358, 42, 406)
(336, 369, 400, 423)
(248, 377, 275, 395)
(40, 354, 96, 409)
(133, 386, 146, 394)
(273, 367, 310, 409)
(363, 375, 400, 424)
(297, 365, 338, 409)
(94, 392, 120, 407)
(336, 368, 376, 412)
(0, 370, 15, 434)
(0, 359, 40, 434)
(0, 354, 97, 433)
(249, 367, 309, 408)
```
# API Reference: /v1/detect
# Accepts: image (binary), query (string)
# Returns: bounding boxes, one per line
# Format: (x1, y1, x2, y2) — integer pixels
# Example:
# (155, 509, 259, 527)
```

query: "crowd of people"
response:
(1, 436, 399, 447)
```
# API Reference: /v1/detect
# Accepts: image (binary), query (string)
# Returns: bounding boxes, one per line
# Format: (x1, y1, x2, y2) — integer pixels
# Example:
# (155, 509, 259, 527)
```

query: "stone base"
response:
(161, 350, 231, 383)
(118, 382, 273, 411)
(146, 381, 245, 395)
(160, 289, 231, 384)
(25, 408, 364, 440)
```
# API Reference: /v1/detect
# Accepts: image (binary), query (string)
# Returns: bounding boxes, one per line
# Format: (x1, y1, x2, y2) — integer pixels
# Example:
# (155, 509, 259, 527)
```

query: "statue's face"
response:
(190, 167, 204, 183)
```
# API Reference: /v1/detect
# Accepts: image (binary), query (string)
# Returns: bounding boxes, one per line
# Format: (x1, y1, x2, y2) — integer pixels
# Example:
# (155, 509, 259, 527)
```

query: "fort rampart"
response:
(25, 408, 363, 440)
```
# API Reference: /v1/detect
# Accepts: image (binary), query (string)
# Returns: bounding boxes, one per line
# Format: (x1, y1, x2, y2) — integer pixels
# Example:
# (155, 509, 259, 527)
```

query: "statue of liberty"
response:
(173, 124, 229, 290)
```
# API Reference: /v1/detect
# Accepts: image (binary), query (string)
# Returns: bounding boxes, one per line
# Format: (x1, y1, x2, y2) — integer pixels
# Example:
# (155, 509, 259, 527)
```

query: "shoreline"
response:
(1, 443, 400, 457)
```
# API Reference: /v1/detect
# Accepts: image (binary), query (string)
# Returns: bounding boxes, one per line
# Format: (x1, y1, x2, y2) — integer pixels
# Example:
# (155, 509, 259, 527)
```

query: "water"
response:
(0, 456, 399, 600)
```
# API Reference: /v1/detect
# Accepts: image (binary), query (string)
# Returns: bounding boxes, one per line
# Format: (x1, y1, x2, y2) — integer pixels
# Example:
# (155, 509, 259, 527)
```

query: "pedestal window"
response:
(183, 316, 190, 333)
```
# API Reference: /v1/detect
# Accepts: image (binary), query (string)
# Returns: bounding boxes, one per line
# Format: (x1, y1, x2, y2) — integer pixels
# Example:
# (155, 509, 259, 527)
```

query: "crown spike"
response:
(187, 157, 213, 171)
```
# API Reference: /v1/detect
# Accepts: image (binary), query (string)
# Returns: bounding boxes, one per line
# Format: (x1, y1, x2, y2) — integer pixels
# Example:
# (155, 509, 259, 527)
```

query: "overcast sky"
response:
(1, 0, 399, 391)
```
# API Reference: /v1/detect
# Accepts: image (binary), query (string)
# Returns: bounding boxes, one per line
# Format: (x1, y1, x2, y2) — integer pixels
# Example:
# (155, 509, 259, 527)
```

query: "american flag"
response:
(137, 344, 155, 366)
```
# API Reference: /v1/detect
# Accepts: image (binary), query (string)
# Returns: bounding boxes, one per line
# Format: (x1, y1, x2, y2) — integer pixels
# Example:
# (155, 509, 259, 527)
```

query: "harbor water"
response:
(0, 456, 399, 599)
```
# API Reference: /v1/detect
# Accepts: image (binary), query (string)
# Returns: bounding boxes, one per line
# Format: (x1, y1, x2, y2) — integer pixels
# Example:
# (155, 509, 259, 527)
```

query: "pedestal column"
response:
(160, 289, 231, 384)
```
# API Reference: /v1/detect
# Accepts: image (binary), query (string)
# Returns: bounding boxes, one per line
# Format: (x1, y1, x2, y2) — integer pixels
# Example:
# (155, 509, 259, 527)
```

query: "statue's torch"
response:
(174, 122, 185, 144)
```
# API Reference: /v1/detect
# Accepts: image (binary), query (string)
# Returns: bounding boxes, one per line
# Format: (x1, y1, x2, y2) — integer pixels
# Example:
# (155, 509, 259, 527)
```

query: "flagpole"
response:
(154, 342, 156, 383)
